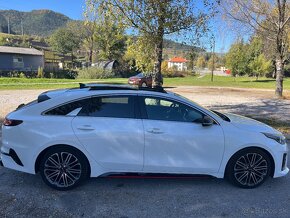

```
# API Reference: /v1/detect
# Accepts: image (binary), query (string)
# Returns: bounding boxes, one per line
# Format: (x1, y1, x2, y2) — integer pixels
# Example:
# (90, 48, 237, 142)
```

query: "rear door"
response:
(72, 95, 145, 171)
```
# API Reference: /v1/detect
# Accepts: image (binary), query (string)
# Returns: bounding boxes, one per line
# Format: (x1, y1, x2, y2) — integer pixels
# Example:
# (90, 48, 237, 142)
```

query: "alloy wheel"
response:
(234, 152, 268, 187)
(44, 152, 82, 188)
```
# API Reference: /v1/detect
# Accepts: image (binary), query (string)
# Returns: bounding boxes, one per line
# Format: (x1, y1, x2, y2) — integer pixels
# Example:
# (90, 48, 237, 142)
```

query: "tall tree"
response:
(249, 54, 272, 79)
(225, 40, 249, 76)
(83, 0, 100, 63)
(50, 27, 82, 55)
(222, 0, 290, 97)
(84, 0, 127, 62)
(196, 55, 206, 68)
(125, 35, 156, 72)
(87, 0, 216, 87)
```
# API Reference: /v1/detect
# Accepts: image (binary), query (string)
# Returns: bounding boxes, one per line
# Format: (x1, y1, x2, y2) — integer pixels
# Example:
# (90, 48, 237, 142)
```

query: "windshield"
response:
(136, 73, 144, 78)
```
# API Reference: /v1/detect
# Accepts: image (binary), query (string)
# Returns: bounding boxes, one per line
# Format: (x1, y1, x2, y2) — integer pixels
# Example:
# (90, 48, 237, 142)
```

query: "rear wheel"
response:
(226, 148, 271, 188)
(39, 146, 89, 191)
(141, 82, 147, 87)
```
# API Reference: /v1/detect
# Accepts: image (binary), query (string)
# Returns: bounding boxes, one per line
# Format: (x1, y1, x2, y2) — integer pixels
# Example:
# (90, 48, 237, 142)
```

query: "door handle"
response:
(77, 125, 95, 131)
(147, 128, 164, 134)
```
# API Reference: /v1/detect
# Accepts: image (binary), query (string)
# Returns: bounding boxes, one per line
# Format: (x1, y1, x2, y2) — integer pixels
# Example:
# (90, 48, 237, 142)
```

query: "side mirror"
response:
(202, 116, 214, 127)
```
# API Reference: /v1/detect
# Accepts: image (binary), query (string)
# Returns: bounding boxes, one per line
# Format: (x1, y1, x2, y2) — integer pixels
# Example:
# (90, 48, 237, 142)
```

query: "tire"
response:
(39, 146, 89, 191)
(141, 82, 147, 87)
(226, 148, 271, 189)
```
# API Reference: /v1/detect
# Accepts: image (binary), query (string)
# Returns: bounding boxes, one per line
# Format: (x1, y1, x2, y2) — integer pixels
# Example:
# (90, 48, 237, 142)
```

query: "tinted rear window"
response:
(45, 96, 135, 118)
(45, 98, 90, 116)
(78, 96, 134, 118)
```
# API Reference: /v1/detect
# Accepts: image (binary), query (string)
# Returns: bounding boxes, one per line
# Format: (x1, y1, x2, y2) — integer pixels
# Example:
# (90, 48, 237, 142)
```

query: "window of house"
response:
(13, 57, 23, 63)
(13, 56, 24, 68)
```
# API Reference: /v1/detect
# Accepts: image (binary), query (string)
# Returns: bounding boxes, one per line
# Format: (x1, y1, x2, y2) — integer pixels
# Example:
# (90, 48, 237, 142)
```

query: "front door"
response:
(140, 96, 225, 174)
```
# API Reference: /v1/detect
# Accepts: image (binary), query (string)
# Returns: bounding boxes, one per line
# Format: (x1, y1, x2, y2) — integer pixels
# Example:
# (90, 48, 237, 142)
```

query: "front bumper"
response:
(272, 142, 289, 178)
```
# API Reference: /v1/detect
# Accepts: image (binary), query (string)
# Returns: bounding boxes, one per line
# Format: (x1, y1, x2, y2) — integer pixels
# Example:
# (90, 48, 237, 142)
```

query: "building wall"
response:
(0, 53, 44, 72)
(168, 61, 187, 71)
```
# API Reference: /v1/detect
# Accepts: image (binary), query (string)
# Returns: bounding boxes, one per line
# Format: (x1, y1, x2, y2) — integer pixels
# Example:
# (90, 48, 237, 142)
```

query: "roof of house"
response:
(0, 46, 43, 56)
(168, 57, 188, 63)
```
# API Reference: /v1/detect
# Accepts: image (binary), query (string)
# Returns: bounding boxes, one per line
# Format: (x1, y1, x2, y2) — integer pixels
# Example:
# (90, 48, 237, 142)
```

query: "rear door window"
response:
(44, 98, 90, 116)
(78, 96, 135, 118)
(45, 96, 135, 118)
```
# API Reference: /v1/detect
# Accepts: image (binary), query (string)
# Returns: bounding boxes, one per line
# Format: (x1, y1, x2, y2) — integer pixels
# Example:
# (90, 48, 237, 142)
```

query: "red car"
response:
(128, 73, 153, 87)
(128, 73, 163, 87)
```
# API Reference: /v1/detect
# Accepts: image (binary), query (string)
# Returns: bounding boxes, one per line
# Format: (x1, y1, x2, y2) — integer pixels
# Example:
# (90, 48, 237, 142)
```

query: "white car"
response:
(1, 84, 288, 190)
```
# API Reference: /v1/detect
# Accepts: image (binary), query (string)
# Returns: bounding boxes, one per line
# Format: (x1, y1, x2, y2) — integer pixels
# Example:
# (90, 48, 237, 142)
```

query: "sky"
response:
(0, 0, 235, 53)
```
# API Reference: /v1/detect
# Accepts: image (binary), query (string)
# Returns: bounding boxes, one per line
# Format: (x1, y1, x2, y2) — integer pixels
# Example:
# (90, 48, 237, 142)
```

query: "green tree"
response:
(207, 55, 217, 71)
(225, 40, 249, 76)
(94, 13, 126, 60)
(124, 35, 155, 72)
(222, 0, 290, 97)
(196, 55, 206, 69)
(87, 0, 217, 87)
(84, 1, 127, 61)
(249, 54, 272, 80)
(49, 27, 82, 54)
(187, 50, 198, 71)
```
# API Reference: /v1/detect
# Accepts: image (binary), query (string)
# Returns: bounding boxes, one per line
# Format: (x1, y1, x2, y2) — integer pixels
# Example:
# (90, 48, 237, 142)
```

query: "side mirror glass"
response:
(202, 116, 214, 127)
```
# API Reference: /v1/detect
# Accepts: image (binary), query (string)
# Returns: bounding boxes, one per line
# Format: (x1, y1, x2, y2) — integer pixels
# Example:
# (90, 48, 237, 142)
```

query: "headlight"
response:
(262, 132, 286, 145)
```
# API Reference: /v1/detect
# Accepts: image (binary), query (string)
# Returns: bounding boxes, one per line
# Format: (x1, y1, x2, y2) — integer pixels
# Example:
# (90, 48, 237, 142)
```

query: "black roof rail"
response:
(79, 83, 167, 93)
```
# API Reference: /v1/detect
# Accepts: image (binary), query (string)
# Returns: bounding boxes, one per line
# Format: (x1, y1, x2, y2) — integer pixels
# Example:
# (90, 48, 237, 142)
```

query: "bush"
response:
(19, 72, 26, 78)
(37, 67, 44, 78)
(77, 67, 116, 79)
(162, 69, 195, 78)
(46, 70, 78, 79)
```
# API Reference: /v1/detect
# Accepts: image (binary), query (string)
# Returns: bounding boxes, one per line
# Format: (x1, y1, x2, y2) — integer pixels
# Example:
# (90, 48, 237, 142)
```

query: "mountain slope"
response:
(0, 10, 71, 36)
(0, 9, 201, 57)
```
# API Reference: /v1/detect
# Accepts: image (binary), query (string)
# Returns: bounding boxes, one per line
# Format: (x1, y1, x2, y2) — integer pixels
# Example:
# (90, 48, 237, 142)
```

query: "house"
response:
(44, 50, 73, 72)
(168, 57, 188, 71)
(0, 46, 44, 72)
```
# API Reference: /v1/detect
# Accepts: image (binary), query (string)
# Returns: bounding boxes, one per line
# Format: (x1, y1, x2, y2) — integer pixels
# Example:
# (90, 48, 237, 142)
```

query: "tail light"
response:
(3, 118, 23, 126)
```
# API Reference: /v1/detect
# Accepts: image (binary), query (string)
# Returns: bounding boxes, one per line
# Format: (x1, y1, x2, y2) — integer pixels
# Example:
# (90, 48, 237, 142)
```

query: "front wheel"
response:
(39, 146, 89, 191)
(226, 148, 271, 188)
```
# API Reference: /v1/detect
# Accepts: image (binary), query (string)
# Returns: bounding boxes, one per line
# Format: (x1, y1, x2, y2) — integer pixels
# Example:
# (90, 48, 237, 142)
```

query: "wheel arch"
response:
(34, 144, 91, 176)
(225, 146, 275, 178)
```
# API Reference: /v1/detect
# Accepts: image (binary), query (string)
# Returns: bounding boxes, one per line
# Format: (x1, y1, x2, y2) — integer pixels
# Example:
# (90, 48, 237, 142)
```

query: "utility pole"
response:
(7, 17, 10, 34)
(210, 35, 215, 82)
(21, 19, 24, 36)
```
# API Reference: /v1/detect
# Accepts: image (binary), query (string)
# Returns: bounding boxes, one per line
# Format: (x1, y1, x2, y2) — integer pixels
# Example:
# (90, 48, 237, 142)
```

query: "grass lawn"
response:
(165, 75, 290, 90)
(0, 75, 289, 90)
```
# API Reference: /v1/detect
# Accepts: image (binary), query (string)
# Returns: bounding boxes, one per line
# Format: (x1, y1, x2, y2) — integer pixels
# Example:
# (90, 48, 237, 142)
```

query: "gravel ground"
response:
(0, 155, 289, 218)
(0, 86, 289, 217)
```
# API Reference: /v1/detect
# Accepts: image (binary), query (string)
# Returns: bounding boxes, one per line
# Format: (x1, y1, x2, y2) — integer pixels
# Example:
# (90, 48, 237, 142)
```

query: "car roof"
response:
(39, 84, 170, 102)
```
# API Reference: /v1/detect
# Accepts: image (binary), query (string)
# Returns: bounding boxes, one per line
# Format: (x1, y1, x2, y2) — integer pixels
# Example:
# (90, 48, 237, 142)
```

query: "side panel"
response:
(143, 120, 225, 174)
